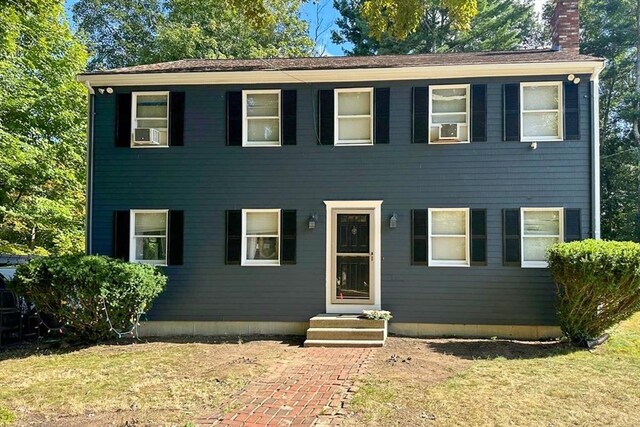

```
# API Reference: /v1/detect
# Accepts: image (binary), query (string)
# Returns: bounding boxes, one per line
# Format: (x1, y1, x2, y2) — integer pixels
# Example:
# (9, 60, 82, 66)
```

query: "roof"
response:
(81, 49, 602, 76)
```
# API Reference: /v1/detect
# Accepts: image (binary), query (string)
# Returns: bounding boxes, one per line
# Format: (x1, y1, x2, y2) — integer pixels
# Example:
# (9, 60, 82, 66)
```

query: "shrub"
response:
(8, 254, 167, 341)
(547, 239, 640, 344)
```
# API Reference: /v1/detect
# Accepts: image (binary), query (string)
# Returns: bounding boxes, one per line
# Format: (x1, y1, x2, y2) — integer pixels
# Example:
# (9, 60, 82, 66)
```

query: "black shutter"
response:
(564, 83, 580, 140)
(282, 90, 297, 145)
(226, 210, 242, 264)
(318, 90, 334, 145)
(412, 209, 428, 265)
(503, 84, 520, 141)
(564, 209, 582, 242)
(471, 85, 487, 142)
(281, 210, 297, 264)
(471, 209, 487, 266)
(115, 93, 132, 147)
(113, 210, 130, 260)
(503, 209, 521, 266)
(169, 92, 185, 146)
(374, 88, 390, 144)
(167, 210, 184, 265)
(412, 87, 428, 143)
(226, 91, 242, 146)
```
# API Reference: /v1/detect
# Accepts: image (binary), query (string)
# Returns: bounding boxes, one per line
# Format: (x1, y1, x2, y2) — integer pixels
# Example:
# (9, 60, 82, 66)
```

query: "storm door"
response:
(333, 213, 373, 303)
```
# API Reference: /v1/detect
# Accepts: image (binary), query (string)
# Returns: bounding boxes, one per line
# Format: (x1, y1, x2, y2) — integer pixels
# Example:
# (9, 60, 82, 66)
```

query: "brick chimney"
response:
(551, 0, 580, 52)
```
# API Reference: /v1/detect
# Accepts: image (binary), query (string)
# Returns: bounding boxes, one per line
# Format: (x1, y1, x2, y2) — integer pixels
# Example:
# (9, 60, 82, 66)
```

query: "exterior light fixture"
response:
(573, 77, 581, 84)
(389, 213, 398, 229)
(308, 214, 318, 230)
(567, 74, 575, 81)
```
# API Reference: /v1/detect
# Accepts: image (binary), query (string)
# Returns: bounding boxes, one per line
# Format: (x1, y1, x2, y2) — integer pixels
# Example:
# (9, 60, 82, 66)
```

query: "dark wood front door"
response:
(335, 214, 370, 300)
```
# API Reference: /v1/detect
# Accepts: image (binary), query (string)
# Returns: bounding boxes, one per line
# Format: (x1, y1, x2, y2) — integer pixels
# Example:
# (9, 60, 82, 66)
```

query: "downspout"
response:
(83, 80, 95, 254)
(591, 65, 604, 239)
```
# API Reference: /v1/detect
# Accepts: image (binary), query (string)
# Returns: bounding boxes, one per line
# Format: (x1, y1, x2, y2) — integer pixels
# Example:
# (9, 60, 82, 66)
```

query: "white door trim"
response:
(324, 200, 382, 313)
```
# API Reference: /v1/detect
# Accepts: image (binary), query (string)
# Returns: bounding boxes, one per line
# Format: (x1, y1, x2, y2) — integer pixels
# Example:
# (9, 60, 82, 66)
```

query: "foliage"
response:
(547, 240, 640, 344)
(8, 255, 167, 341)
(362, 309, 393, 321)
(0, 407, 15, 427)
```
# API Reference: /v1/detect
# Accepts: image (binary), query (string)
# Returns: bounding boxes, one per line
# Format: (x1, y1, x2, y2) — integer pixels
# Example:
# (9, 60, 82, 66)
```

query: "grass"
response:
(0, 408, 16, 426)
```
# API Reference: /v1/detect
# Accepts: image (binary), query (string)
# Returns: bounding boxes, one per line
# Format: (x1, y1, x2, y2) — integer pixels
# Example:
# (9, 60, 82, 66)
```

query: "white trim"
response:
(428, 84, 470, 144)
(592, 77, 601, 239)
(334, 88, 374, 146)
(428, 208, 470, 267)
(520, 82, 564, 142)
(131, 91, 170, 148)
(324, 201, 382, 313)
(242, 89, 281, 147)
(130, 209, 169, 266)
(520, 207, 564, 269)
(241, 209, 281, 266)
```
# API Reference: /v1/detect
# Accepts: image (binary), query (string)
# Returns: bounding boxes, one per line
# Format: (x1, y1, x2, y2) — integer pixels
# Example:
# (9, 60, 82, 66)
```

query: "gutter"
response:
(84, 81, 95, 254)
(590, 62, 605, 239)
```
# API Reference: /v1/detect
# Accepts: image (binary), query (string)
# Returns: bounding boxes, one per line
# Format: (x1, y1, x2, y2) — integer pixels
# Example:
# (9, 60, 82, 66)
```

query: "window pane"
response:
(338, 91, 371, 116)
(523, 237, 559, 261)
(135, 213, 166, 236)
(135, 237, 166, 262)
(136, 119, 168, 129)
(431, 113, 467, 124)
(522, 112, 559, 137)
(246, 237, 279, 260)
(432, 88, 467, 114)
(246, 212, 278, 235)
(247, 93, 279, 117)
(247, 118, 279, 143)
(432, 210, 466, 235)
(432, 236, 466, 261)
(523, 210, 560, 236)
(136, 95, 168, 118)
(338, 117, 371, 141)
(523, 85, 558, 111)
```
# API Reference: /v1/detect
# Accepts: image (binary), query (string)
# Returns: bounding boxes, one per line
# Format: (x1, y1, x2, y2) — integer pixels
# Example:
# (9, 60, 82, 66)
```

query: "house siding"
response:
(90, 75, 592, 326)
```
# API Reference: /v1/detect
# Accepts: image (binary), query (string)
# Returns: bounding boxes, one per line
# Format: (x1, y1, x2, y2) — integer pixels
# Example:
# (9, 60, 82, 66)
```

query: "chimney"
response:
(551, 0, 580, 52)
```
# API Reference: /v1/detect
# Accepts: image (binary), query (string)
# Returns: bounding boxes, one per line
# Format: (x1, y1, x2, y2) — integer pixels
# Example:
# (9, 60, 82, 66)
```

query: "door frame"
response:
(324, 200, 382, 313)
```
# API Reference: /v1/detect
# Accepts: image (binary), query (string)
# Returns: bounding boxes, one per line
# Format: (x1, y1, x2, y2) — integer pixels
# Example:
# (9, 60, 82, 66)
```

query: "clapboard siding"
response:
(90, 75, 592, 325)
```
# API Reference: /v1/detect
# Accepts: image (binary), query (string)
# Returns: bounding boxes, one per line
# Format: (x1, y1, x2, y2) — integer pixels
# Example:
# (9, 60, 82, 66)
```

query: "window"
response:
(429, 85, 470, 144)
(243, 90, 281, 147)
(521, 208, 563, 268)
(521, 82, 563, 141)
(428, 208, 470, 267)
(334, 88, 373, 146)
(131, 92, 169, 147)
(242, 209, 281, 266)
(130, 210, 168, 265)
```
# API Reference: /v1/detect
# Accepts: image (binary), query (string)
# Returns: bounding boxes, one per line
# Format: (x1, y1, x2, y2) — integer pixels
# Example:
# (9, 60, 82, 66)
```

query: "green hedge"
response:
(9, 255, 167, 341)
(548, 239, 640, 344)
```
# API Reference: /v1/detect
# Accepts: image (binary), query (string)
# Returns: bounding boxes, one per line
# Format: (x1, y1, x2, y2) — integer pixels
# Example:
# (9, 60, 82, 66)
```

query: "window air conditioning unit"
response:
(438, 123, 459, 140)
(133, 128, 161, 145)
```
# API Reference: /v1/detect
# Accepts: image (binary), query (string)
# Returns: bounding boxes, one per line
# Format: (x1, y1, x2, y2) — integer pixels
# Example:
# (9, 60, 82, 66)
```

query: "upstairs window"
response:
(243, 90, 281, 147)
(429, 85, 470, 144)
(521, 207, 563, 268)
(428, 208, 470, 267)
(242, 209, 281, 266)
(521, 82, 563, 141)
(335, 88, 373, 146)
(131, 92, 169, 147)
(130, 210, 168, 265)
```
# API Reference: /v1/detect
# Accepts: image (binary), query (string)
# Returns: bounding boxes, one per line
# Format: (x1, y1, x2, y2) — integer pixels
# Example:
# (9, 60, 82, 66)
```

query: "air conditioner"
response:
(438, 123, 460, 140)
(133, 128, 161, 145)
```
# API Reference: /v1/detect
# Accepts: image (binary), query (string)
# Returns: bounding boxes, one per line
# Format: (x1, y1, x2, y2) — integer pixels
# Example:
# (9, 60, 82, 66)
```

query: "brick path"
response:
(196, 347, 374, 427)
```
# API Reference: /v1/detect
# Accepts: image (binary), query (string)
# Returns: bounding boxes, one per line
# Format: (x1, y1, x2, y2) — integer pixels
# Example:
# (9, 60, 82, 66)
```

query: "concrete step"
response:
(306, 327, 386, 341)
(309, 314, 385, 329)
(303, 339, 385, 348)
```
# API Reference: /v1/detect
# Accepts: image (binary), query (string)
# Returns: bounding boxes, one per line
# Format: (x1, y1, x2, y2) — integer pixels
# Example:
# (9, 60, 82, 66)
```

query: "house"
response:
(77, 0, 605, 346)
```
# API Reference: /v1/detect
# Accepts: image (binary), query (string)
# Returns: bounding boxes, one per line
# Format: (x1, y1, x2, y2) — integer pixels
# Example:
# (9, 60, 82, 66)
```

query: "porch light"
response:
(389, 213, 398, 229)
(308, 214, 318, 230)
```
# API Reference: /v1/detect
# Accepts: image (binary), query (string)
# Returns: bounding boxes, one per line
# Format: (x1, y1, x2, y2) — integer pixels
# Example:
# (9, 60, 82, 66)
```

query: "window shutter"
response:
(412, 209, 428, 265)
(281, 90, 297, 145)
(471, 85, 487, 142)
(374, 88, 390, 144)
(564, 83, 580, 140)
(115, 93, 132, 147)
(168, 92, 185, 146)
(318, 90, 334, 145)
(281, 210, 297, 264)
(471, 209, 487, 266)
(226, 91, 242, 146)
(503, 84, 520, 141)
(113, 210, 130, 260)
(564, 208, 581, 242)
(167, 210, 184, 265)
(225, 210, 242, 264)
(412, 87, 428, 144)
(503, 208, 521, 266)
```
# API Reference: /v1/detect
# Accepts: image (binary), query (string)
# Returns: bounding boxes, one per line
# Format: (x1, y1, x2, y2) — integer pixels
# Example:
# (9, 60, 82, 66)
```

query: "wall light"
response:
(389, 213, 398, 229)
(308, 214, 318, 230)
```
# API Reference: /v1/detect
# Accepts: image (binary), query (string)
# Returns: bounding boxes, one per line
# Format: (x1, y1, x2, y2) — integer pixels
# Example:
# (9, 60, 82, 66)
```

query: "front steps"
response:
(304, 314, 387, 347)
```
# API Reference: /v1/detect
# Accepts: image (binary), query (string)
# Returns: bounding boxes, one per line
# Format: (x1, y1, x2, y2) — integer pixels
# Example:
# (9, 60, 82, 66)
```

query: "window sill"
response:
(132, 261, 167, 266)
(241, 261, 281, 267)
(521, 138, 564, 143)
(521, 261, 549, 269)
(428, 261, 470, 267)
(334, 141, 374, 147)
(130, 144, 170, 149)
(428, 140, 470, 145)
(242, 142, 282, 148)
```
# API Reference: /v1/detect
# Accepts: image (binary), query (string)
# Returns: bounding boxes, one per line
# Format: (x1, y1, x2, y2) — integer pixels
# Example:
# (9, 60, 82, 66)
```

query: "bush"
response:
(8, 254, 167, 341)
(547, 239, 640, 344)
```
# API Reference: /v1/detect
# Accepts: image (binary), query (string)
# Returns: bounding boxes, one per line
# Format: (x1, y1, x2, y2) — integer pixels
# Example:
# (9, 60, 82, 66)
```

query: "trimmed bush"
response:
(547, 239, 640, 344)
(8, 254, 167, 341)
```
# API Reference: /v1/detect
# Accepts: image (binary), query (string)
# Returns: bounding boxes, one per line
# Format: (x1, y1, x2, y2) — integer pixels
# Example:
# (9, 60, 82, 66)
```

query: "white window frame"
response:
(241, 208, 281, 266)
(520, 82, 564, 142)
(428, 84, 471, 144)
(334, 87, 374, 146)
(242, 89, 281, 147)
(521, 207, 564, 269)
(131, 91, 170, 148)
(428, 208, 470, 267)
(129, 209, 169, 266)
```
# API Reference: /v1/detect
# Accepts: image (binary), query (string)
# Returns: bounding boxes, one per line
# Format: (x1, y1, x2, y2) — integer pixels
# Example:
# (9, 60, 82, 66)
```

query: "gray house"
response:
(78, 0, 604, 345)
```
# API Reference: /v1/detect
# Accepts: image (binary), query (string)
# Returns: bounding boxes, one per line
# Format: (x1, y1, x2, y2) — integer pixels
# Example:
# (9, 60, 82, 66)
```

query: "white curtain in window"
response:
(432, 88, 467, 114)
(247, 93, 278, 117)
(523, 86, 558, 110)
(338, 117, 371, 141)
(247, 119, 279, 142)
(432, 237, 466, 260)
(432, 210, 466, 235)
(246, 212, 278, 235)
(135, 213, 166, 236)
(523, 210, 560, 235)
(338, 92, 370, 115)
(523, 237, 559, 261)
(522, 112, 559, 137)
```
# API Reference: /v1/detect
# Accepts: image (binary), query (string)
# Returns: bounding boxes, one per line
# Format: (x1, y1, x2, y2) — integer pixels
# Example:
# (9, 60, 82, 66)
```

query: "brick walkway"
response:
(196, 347, 374, 427)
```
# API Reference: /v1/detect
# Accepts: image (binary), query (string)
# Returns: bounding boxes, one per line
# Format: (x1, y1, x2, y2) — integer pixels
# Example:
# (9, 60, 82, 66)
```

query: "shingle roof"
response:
(82, 49, 602, 76)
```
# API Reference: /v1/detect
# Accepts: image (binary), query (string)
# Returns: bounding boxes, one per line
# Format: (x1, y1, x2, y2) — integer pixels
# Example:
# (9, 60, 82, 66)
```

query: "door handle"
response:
(370, 252, 374, 260)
